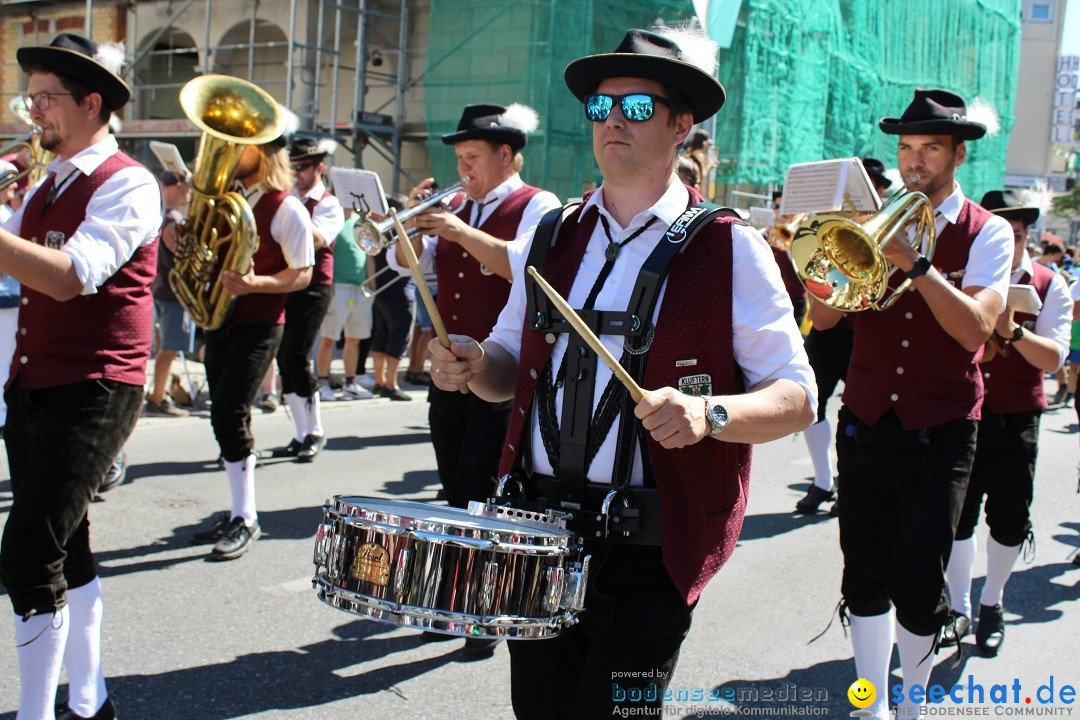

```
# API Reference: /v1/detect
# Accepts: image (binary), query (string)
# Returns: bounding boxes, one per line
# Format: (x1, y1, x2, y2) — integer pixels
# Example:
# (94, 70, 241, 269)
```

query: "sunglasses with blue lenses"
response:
(584, 93, 671, 123)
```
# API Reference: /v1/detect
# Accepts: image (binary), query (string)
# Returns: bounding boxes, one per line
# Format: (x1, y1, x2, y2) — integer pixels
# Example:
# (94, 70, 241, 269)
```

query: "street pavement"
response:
(0, 376, 1078, 719)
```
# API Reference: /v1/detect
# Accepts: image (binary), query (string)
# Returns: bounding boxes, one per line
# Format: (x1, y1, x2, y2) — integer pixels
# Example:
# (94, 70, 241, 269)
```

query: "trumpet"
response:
(353, 180, 466, 255)
(0, 129, 42, 191)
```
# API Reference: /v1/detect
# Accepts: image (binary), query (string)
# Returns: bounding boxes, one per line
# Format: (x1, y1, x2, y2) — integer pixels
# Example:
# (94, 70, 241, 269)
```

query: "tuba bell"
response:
(0, 95, 51, 192)
(168, 75, 282, 330)
(790, 191, 936, 312)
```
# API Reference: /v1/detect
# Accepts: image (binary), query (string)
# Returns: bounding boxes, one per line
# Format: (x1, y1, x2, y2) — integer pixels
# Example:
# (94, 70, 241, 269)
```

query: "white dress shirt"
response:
(1012, 251, 1072, 370)
(297, 181, 344, 246)
(1, 135, 162, 296)
(387, 173, 561, 277)
(488, 180, 817, 485)
(238, 182, 315, 268)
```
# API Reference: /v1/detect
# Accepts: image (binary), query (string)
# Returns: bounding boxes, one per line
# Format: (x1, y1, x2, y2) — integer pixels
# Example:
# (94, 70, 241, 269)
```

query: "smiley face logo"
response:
(848, 678, 876, 709)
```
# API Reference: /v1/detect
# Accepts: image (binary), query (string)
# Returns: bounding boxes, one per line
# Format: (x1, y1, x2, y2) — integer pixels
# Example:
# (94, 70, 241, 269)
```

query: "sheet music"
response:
(149, 141, 190, 181)
(1006, 284, 1042, 315)
(329, 167, 389, 215)
(749, 206, 775, 229)
(781, 158, 881, 215)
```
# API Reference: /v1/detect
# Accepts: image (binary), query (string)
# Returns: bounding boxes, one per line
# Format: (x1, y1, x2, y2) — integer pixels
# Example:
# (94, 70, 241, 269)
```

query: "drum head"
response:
(334, 497, 569, 539)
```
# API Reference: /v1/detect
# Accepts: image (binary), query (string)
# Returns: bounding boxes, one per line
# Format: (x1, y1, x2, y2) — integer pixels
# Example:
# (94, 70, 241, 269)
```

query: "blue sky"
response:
(1064, 0, 1079, 56)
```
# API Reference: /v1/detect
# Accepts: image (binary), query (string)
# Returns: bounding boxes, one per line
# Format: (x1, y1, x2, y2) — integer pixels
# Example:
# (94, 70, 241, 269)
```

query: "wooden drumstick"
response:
(390, 209, 467, 393)
(526, 265, 644, 403)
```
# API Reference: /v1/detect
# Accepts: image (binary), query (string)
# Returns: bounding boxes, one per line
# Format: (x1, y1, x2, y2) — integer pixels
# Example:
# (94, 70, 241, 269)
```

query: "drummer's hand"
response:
(407, 178, 437, 209)
(634, 387, 710, 449)
(428, 334, 484, 391)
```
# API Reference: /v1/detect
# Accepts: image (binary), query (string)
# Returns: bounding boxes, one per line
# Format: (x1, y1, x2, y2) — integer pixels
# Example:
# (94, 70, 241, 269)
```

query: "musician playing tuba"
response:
(189, 113, 315, 562)
(809, 89, 1014, 720)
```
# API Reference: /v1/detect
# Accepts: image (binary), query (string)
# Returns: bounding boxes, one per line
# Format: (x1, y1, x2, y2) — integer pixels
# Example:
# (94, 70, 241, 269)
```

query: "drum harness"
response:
(498, 199, 738, 546)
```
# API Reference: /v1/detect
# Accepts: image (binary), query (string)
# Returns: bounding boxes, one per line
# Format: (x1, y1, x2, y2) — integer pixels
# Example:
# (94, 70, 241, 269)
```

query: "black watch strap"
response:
(905, 255, 932, 280)
(1011, 325, 1024, 342)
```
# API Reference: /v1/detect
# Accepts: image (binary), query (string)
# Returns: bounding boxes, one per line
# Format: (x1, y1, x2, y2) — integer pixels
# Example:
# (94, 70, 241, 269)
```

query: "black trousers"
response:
(804, 323, 853, 423)
(837, 406, 976, 635)
(428, 387, 510, 508)
(206, 321, 283, 462)
(278, 284, 332, 397)
(508, 543, 693, 720)
(1, 378, 142, 616)
(956, 408, 1040, 546)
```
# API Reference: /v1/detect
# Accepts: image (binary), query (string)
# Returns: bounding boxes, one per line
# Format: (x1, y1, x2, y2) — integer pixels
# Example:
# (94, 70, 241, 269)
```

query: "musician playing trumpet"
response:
(808, 89, 1014, 720)
(386, 104, 559, 641)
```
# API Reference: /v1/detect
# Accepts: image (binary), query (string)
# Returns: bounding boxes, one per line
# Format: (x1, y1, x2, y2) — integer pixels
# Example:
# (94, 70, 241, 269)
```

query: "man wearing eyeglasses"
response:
(388, 103, 559, 641)
(428, 27, 814, 718)
(0, 34, 163, 720)
(267, 137, 344, 463)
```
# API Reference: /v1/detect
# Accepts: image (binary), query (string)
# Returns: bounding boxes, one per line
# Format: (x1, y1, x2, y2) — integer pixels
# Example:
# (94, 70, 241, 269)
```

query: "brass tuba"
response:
(169, 75, 282, 330)
(790, 191, 936, 312)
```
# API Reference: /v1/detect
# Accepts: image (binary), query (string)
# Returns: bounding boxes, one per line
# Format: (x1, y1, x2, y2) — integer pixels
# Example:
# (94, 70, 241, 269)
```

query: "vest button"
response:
(890, 393, 899, 401)
(451, 314, 458, 321)
(519, 406, 527, 416)
(901, 340, 909, 348)
(904, 312, 913, 320)
(529, 368, 538, 379)
(545, 333, 556, 344)
(462, 251, 468, 258)
(19, 327, 26, 336)
(458, 272, 465, 278)
(896, 367, 904, 375)
(984, 372, 990, 379)
(21, 297, 28, 305)
(508, 443, 516, 452)
(19, 356, 27, 364)
(454, 293, 461, 299)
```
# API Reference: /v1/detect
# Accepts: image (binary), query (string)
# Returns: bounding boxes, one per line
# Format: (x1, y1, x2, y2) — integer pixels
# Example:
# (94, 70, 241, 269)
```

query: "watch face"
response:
(709, 404, 728, 429)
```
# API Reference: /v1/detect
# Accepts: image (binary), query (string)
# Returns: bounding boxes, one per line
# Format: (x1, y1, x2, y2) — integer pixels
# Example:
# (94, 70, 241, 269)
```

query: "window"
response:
(1029, 2, 1053, 22)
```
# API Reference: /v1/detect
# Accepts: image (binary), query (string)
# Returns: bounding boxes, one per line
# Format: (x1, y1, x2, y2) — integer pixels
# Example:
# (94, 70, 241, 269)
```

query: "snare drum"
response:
(312, 497, 590, 639)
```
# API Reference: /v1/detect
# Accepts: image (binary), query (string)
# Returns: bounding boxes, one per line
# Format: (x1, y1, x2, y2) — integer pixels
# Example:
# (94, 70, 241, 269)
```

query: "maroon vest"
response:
(229, 190, 290, 325)
(304, 189, 335, 287)
(982, 262, 1056, 414)
(498, 188, 753, 605)
(843, 199, 992, 429)
(772, 245, 807, 301)
(436, 184, 542, 341)
(14, 152, 157, 389)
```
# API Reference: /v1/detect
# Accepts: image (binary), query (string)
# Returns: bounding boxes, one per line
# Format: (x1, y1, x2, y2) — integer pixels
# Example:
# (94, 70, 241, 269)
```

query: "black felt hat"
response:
(980, 189, 1040, 226)
(862, 157, 892, 190)
(289, 136, 337, 163)
(17, 33, 130, 111)
(879, 88, 986, 140)
(441, 104, 530, 151)
(564, 28, 726, 123)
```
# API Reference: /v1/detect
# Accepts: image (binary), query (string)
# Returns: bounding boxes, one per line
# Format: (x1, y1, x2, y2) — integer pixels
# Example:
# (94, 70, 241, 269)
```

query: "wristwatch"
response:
(905, 255, 932, 280)
(1011, 325, 1025, 343)
(704, 397, 730, 436)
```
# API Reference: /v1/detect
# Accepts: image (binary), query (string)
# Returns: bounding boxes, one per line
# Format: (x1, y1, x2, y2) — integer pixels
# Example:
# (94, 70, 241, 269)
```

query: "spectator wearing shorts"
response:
(405, 272, 436, 386)
(315, 208, 374, 400)
(145, 170, 193, 417)
(369, 196, 414, 401)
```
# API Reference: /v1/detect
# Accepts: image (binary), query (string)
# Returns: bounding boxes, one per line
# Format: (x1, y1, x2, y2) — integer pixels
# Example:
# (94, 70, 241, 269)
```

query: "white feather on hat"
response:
(654, 24, 718, 77)
(315, 137, 338, 156)
(966, 97, 1000, 138)
(277, 105, 301, 142)
(93, 41, 126, 77)
(499, 104, 539, 135)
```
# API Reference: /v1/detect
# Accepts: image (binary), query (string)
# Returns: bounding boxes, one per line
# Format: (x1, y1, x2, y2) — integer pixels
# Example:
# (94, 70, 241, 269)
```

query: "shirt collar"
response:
(470, 173, 523, 206)
(47, 134, 119, 180)
(580, 178, 689, 234)
(235, 180, 266, 204)
(934, 183, 966, 225)
(298, 180, 326, 203)
(1013, 244, 1033, 281)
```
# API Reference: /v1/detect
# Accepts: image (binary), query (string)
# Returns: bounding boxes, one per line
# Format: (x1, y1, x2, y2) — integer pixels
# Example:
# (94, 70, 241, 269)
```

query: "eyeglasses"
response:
(584, 93, 670, 123)
(26, 91, 73, 111)
(291, 162, 317, 172)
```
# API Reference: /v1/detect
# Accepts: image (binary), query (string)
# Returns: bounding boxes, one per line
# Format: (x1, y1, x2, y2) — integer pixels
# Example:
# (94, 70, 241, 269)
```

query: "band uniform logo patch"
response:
(351, 542, 391, 586)
(675, 358, 697, 367)
(678, 373, 712, 397)
(44, 231, 66, 249)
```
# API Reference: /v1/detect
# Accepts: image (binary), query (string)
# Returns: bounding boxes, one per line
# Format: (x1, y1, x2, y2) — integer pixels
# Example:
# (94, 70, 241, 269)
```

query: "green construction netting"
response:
(713, 0, 1022, 195)
(424, 0, 698, 201)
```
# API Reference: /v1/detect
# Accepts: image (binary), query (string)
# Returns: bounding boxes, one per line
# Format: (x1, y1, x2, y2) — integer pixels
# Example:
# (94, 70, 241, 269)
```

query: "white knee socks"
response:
(981, 535, 1021, 608)
(895, 623, 935, 720)
(804, 419, 835, 491)
(306, 392, 324, 438)
(225, 453, 257, 525)
(63, 578, 107, 717)
(283, 392, 309, 441)
(850, 610, 894, 720)
(15, 608, 69, 720)
(945, 535, 977, 617)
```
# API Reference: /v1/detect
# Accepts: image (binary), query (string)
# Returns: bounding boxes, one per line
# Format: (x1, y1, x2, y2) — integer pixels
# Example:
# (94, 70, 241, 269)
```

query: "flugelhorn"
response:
(1, 95, 50, 191)
(353, 180, 466, 255)
(168, 75, 282, 330)
(790, 190, 936, 312)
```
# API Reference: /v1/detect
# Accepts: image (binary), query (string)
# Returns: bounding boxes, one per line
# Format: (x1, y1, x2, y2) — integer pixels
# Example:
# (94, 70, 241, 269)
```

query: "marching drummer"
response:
(809, 89, 1013, 720)
(428, 26, 815, 719)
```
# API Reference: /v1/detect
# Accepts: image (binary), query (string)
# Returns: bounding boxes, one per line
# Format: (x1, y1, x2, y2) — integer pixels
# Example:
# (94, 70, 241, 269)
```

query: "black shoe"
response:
(296, 434, 325, 463)
(210, 516, 261, 560)
(463, 636, 500, 654)
(272, 438, 304, 458)
(976, 603, 1005, 655)
(795, 485, 835, 514)
(191, 511, 231, 545)
(829, 501, 839, 517)
(56, 696, 116, 720)
(940, 612, 971, 647)
(385, 386, 412, 401)
(98, 451, 127, 495)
